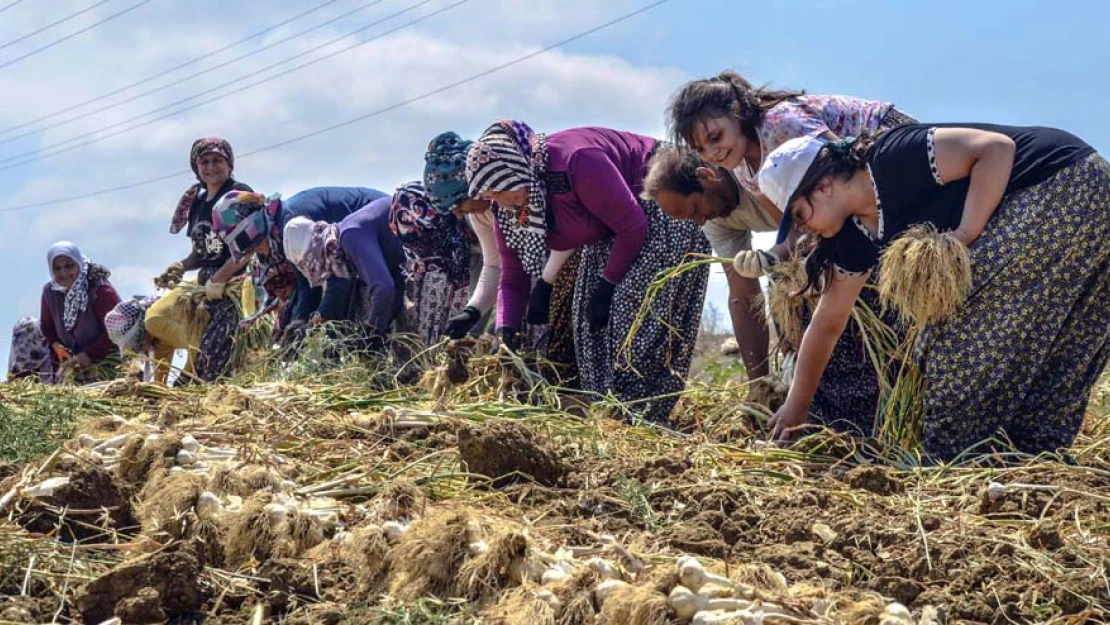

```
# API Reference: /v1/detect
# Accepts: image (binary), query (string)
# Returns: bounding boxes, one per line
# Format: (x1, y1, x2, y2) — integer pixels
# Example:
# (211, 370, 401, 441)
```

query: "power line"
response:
(0, 0, 153, 73)
(0, 0, 441, 168)
(0, 0, 110, 52)
(0, 0, 348, 139)
(0, 0, 671, 213)
(0, 0, 386, 142)
(0, 0, 26, 16)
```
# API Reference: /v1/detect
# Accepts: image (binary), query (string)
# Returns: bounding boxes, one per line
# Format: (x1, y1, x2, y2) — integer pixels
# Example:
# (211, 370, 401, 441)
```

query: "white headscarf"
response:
(46, 241, 91, 331)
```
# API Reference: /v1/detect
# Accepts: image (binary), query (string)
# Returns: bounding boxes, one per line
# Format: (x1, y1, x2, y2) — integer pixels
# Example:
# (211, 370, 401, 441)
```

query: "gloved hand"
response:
(733, 249, 779, 278)
(52, 342, 73, 362)
(588, 279, 617, 330)
(497, 326, 519, 352)
(525, 280, 554, 325)
(281, 319, 309, 347)
(445, 306, 481, 339)
(154, 262, 185, 289)
(205, 280, 227, 301)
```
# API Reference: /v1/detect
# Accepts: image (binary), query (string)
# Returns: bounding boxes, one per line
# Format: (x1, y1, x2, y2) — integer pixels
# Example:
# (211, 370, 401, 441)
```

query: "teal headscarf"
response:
(423, 132, 473, 212)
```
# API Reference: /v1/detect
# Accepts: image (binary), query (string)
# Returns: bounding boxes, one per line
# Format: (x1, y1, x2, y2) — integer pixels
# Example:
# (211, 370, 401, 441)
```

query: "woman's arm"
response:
(932, 128, 1015, 246)
(770, 270, 867, 441)
(465, 212, 500, 314)
(572, 148, 648, 284)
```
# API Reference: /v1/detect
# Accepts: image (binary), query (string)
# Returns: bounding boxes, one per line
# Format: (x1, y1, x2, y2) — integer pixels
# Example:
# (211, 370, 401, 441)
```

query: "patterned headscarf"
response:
(47, 241, 91, 332)
(105, 295, 157, 353)
(466, 120, 550, 278)
(8, 316, 52, 381)
(283, 217, 351, 289)
(424, 132, 473, 212)
(170, 137, 235, 234)
(388, 181, 470, 286)
(212, 190, 282, 263)
(258, 260, 297, 301)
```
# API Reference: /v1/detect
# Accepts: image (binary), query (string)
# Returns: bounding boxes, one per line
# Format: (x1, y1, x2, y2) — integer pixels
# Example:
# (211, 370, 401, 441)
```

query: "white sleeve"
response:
(465, 212, 500, 313)
(542, 248, 576, 284)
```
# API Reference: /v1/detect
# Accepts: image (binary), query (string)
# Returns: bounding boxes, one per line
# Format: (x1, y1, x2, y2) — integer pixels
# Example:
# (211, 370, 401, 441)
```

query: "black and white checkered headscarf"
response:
(466, 120, 550, 278)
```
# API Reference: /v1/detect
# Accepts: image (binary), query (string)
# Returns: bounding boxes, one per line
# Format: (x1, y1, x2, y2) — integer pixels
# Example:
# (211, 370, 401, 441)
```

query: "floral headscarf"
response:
(283, 217, 351, 289)
(388, 181, 470, 286)
(466, 119, 550, 278)
(170, 137, 235, 234)
(212, 190, 282, 263)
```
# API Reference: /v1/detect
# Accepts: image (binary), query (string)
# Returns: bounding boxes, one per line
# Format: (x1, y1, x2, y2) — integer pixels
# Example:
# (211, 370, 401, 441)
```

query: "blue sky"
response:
(1, 0, 1107, 370)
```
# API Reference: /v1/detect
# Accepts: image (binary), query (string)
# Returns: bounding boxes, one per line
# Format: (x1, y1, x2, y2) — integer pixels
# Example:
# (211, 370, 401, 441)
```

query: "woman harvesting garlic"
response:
(760, 122, 1109, 461)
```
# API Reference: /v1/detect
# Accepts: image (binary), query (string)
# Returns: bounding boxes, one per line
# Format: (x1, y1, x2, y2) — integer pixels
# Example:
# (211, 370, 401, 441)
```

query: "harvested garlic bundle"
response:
(542, 567, 569, 585)
(196, 491, 222, 519)
(469, 540, 490, 556)
(594, 579, 628, 607)
(176, 449, 196, 467)
(691, 605, 802, 625)
(677, 556, 735, 592)
(879, 602, 913, 625)
(669, 586, 752, 622)
(25, 476, 70, 498)
(180, 434, 199, 453)
(93, 433, 131, 453)
(263, 503, 289, 525)
(383, 520, 409, 543)
(600, 534, 644, 576)
(986, 480, 1057, 502)
(77, 434, 98, 449)
(584, 557, 620, 580)
(536, 589, 563, 610)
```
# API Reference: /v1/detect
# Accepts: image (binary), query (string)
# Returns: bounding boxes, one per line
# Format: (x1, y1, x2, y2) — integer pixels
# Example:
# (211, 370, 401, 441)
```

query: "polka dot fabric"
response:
(573, 196, 710, 423)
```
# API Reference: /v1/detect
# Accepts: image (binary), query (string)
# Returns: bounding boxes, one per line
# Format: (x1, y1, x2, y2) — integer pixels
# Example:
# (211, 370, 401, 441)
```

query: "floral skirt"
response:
(918, 153, 1110, 461)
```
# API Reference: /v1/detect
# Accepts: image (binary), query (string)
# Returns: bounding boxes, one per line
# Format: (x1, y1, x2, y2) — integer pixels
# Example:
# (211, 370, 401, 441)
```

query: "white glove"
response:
(205, 280, 227, 301)
(733, 249, 778, 278)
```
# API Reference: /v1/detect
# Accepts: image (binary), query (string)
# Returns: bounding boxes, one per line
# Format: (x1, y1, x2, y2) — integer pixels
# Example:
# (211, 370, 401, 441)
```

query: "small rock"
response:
(720, 337, 740, 356)
(811, 522, 837, 544)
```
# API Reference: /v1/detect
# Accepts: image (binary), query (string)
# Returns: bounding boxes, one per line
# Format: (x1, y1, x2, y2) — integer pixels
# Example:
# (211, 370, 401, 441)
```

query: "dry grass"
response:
(878, 225, 972, 326)
(3, 343, 1110, 624)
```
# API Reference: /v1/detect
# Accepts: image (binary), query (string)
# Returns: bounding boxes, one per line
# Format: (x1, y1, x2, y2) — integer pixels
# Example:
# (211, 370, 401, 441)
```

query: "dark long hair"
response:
(790, 136, 876, 295)
(667, 70, 805, 147)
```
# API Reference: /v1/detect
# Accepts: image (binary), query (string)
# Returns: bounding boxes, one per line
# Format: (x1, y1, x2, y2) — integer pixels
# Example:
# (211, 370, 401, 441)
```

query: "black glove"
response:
(498, 327, 519, 352)
(281, 319, 309, 347)
(362, 331, 387, 356)
(588, 279, 617, 330)
(525, 280, 554, 325)
(445, 306, 481, 339)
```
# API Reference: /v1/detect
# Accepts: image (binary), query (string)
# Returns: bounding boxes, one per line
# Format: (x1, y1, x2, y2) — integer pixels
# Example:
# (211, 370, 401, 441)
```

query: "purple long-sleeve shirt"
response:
(497, 127, 655, 329)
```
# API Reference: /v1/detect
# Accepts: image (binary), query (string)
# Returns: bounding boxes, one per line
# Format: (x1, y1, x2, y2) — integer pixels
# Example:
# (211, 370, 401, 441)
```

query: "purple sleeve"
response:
(340, 229, 396, 332)
(493, 216, 530, 330)
(570, 148, 648, 283)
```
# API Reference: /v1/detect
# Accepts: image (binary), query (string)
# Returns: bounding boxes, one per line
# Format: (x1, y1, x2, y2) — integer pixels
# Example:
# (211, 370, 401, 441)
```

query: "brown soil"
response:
(75, 538, 206, 624)
(457, 421, 571, 487)
(844, 465, 905, 495)
(16, 466, 139, 541)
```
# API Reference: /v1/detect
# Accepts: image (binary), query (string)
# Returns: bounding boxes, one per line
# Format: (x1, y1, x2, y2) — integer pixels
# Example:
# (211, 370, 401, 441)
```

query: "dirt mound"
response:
(845, 465, 904, 495)
(16, 466, 138, 541)
(0, 596, 52, 624)
(457, 421, 571, 487)
(75, 538, 206, 624)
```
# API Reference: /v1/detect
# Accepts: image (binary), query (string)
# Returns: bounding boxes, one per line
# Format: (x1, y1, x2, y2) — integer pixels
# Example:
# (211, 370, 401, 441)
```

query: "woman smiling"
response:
(38, 242, 121, 382)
